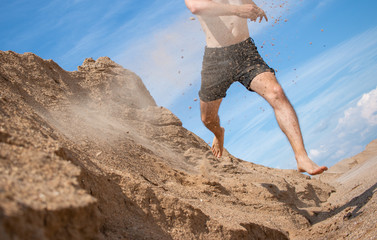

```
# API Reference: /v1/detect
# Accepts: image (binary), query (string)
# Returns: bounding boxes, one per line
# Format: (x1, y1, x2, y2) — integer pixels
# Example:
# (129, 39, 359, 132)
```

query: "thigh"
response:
(249, 72, 282, 98)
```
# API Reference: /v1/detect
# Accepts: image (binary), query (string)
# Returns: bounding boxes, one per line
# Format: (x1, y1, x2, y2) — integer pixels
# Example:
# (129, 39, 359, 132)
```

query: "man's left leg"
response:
(249, 72, 328, 175)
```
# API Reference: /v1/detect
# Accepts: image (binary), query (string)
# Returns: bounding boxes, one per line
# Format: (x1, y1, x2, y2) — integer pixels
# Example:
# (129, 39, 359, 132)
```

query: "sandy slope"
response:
(0, 51, 375, 239)
(292, 139, 377, 240)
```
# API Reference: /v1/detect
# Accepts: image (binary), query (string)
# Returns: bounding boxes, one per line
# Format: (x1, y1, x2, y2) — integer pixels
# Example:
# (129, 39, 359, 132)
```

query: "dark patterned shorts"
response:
(199, 37, 275, 102)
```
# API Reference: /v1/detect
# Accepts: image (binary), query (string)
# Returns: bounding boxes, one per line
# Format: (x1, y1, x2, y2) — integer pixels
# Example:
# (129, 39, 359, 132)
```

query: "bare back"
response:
(197, 0, 250, 47)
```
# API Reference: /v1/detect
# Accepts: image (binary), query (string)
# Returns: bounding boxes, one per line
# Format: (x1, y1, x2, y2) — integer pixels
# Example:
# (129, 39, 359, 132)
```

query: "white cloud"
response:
(337, 86, 377, 134)
(308, 87, 377, 165)
(309, 148, 325, 158)
(359, 88, 377, 125)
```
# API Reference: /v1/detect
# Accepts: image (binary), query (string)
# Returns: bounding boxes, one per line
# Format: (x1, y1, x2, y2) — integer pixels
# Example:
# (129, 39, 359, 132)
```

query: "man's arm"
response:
(185, 0, 267, 22)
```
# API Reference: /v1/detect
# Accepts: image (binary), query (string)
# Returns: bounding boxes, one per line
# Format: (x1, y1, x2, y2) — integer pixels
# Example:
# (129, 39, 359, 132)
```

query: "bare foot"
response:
(297, 156, 328, 175)
(211, 127, 225, 158)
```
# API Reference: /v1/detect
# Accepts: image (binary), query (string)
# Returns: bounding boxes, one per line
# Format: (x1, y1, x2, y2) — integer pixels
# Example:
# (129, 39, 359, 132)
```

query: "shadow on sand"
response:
(311, 181, 377, 224)
(261, 181, 377, 225)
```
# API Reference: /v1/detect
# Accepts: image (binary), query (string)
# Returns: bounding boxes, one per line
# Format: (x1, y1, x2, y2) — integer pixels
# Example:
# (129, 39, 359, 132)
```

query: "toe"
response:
(310, 166, 328, 175)
(212, 148, 218, 157)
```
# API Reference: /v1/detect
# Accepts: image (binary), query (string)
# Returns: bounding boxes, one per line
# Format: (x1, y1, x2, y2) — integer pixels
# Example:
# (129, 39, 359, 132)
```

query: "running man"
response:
(185, 0, 328, 175)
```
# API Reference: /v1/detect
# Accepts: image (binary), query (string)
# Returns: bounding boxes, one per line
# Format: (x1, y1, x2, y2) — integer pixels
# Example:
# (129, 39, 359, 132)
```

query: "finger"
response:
(264, 13, 268, 22)
(249, 14, 257, 22)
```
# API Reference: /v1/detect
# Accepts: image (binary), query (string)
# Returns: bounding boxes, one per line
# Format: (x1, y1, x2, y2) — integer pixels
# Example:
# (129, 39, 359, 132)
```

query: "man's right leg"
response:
(200, 98, 225, 158)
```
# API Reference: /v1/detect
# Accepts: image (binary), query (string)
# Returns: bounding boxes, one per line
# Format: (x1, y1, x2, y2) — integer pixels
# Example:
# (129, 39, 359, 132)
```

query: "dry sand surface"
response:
(0, 51, 376, 239)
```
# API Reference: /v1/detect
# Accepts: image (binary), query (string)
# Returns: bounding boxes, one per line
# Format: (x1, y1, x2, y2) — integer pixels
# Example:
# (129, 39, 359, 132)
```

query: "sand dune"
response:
(0, 51, 375, 239)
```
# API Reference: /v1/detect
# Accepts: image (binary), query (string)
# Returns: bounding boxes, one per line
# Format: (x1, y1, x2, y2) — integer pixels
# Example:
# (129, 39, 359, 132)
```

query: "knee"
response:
(272, 85, 286, 99)
(201, 114, 217, 127)
(266, 85, 287, 106)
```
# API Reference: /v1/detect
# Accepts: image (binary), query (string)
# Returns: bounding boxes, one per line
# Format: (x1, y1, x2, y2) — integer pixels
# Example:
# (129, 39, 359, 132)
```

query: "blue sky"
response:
(1, 0, 377, 169)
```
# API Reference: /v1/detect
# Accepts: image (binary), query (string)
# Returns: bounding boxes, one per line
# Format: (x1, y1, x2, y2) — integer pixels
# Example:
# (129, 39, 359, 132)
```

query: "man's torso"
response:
(197, 0, 250, 48)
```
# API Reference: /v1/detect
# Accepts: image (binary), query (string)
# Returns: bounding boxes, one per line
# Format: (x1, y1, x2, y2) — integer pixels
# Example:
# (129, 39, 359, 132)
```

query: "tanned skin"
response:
(185, 0, 328, 175)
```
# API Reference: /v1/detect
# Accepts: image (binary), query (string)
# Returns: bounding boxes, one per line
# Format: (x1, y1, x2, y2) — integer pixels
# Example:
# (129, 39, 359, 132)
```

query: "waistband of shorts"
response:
(204, 37, 255, 54)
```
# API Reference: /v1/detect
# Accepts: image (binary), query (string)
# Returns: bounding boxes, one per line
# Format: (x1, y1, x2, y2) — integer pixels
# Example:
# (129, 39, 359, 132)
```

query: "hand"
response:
(236, 4, 268, 23)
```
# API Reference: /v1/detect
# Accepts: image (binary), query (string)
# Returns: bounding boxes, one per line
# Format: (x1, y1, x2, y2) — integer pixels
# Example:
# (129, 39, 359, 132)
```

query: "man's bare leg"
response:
(200, 99, 225, 158)
(250, 72, 328, 175)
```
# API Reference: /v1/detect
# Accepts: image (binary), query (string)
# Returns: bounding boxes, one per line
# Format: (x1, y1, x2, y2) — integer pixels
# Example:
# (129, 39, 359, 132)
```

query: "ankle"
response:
(214, 127, 224, 137)
(295, 153, 309, 162)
